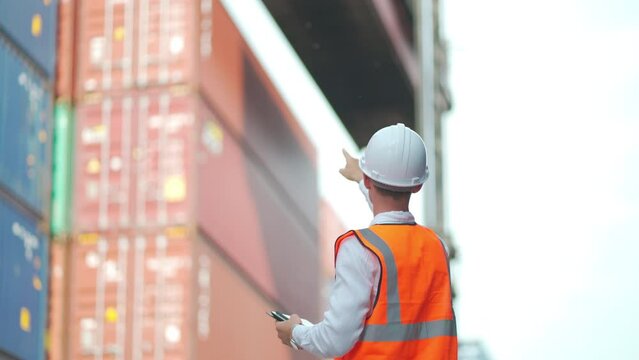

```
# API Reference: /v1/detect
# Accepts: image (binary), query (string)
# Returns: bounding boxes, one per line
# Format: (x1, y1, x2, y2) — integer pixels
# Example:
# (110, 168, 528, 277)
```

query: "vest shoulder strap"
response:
(334, 230, 356, 266)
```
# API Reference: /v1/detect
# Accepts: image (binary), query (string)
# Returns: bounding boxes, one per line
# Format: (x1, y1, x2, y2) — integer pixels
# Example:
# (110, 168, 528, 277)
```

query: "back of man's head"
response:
(372, 180, 413, 201)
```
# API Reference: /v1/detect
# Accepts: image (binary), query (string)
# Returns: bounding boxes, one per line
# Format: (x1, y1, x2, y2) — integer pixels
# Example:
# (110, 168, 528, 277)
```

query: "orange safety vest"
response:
(334, 224, 457, 360)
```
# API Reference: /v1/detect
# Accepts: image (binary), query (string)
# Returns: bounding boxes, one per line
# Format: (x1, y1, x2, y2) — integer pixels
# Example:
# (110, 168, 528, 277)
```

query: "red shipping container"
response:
(73, 90, 196, 232)
(317, 200, 347, 310)
(67, 228, 192, 359)
(71, 0, 319, 226)
(74, 91, 320, 318)
(319, 200, 347, 278)
(194, 234, 307, 360)
(73, 1, 320, 229)
(63, 228, 306, 360)
(199, 1, 319, 226)
(73, 0, 198, 97)
(196, 106, 320, 319)
(71, 0, 321, 327)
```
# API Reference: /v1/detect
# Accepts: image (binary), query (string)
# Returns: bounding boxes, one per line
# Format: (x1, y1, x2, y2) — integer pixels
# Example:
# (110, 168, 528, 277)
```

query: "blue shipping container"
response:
(0, 37, 53, 216)
(0, 0, 57, 77)
(0, 197, 49, 360)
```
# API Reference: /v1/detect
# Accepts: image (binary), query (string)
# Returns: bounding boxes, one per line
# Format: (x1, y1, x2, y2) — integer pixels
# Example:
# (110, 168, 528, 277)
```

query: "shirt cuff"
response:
(292, 323, 309, 347)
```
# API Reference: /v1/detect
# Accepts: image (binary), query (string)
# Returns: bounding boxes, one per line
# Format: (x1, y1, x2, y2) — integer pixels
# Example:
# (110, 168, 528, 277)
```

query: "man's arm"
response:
(290, 237, 379, 358)
(273, 150, 377, 357)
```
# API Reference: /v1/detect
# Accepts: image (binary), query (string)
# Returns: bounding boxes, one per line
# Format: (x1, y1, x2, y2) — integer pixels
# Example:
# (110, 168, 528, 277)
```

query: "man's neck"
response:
(373, 203, 410, 216)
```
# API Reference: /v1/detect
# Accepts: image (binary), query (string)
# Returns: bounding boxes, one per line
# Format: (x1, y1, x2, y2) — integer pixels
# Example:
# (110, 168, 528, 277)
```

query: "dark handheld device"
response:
(267, 310, 290, 322)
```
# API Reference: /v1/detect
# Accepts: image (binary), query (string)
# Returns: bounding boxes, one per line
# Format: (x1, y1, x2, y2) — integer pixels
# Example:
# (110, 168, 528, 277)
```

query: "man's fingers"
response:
(342, 148, 357, 162)
(275, 318, 295, 348)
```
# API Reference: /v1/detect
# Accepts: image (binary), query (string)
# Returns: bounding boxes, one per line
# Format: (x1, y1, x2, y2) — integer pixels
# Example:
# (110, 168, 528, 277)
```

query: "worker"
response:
(275, 123, 457, 359)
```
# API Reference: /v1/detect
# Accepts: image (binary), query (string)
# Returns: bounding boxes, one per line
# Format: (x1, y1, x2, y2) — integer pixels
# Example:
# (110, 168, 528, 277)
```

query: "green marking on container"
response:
(51, 102, 74, 237)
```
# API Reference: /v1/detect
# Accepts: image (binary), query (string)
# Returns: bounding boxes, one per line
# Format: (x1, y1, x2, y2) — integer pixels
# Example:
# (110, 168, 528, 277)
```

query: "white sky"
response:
(443, 0, 639, 359)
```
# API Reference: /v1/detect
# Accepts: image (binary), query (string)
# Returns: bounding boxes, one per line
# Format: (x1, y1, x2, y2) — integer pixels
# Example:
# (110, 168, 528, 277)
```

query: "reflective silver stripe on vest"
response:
(361, 319, 457, 342)
(359, 228, 401, 322)
(358, 228, 456, 342)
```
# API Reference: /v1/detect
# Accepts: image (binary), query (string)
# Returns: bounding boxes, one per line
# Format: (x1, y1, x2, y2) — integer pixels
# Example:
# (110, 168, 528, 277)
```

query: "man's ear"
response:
(363, 174, 372, 190)
(411, 184, 423, 193)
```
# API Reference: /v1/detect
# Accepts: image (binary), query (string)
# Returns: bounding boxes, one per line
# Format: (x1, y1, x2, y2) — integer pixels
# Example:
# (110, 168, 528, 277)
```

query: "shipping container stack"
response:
(48, 1, 320, 359)
(0, 0, 57, 359)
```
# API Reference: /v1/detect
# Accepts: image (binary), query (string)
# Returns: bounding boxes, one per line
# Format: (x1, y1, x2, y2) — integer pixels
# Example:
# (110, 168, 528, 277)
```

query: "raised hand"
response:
(338, 149, 363, 182)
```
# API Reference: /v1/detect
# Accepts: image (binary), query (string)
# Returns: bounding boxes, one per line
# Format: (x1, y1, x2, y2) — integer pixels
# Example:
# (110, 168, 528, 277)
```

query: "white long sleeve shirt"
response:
(292, 182, 416, 358)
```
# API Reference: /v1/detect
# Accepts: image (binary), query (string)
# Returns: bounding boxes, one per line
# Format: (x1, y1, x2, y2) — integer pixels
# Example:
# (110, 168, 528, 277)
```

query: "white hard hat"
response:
(359, 123, 429, 190)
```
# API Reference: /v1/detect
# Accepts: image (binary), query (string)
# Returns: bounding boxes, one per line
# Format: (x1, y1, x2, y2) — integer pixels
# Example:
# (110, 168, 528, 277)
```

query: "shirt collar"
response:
(370, 211, 415, 226)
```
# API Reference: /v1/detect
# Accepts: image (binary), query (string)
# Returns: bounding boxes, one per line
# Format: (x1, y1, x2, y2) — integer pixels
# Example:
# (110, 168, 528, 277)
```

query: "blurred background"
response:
(0, 0, 636, 359)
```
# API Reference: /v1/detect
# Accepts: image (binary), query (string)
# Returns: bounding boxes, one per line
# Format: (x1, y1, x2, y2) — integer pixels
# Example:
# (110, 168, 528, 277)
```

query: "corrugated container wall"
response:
(55, 0, 76, 99)
(0, 36, 53, 217)
(71, 0, 319, 230)
(74, 0, 198, 98)
(73, 90, 196, 232)
(0, 0, 58, 77)
(71, 0, 321, 317)
(67, 229, 192, 359)
(73, 88, 319, 320)
(63, 228, 301, 359)
(71, 0, 320, 230)
(0, 198, 49, 360)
